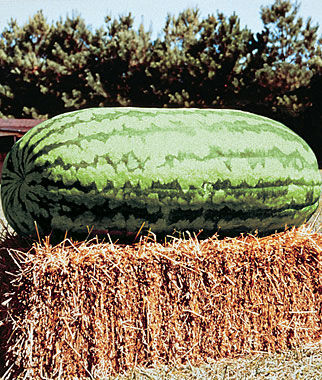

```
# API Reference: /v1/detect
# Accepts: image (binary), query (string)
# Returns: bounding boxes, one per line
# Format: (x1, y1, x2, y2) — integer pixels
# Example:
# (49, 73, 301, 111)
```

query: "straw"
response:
(0, 224, 320, 377)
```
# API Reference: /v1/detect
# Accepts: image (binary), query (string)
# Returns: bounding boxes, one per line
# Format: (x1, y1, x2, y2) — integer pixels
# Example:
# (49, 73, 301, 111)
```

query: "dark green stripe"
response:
(14, 191, 319, 237)
(26, 165, 321, 200)
(24, 173, 319, 216)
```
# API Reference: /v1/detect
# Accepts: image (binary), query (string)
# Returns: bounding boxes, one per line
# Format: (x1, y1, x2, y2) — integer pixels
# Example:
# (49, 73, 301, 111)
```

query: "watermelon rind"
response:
(1, 107, 321, 239)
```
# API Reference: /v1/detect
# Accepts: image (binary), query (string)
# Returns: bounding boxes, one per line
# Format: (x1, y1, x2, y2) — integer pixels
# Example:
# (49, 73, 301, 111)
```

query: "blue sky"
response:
(0, 0, 321, 38)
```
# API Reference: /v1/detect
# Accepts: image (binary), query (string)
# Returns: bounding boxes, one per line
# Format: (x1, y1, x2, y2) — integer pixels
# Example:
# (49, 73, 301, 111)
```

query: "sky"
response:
(0, 0, 321, 38)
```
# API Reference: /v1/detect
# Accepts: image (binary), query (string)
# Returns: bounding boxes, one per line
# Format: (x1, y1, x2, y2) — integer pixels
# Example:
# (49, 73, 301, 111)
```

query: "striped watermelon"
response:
(1, 107, 321, 239)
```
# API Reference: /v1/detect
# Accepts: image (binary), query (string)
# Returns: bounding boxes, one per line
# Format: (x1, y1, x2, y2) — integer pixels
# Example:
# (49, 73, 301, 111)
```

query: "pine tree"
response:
(0, 11, 95, 118)
(44, 13, 94, 112)
(147, 8, 201, 107)
(147, 8, 253, 108)
(0, 0, 320, 143)
(194, 11, 253, 107)
(85, 14, 152, 107)
(0, 11, 53, 118)
(252, 0, 321, 118)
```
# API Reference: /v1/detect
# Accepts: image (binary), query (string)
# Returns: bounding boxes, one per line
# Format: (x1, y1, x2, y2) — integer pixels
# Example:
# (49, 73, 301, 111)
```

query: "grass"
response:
(112, 341, 321, 379)
(0, 171, 321, 379)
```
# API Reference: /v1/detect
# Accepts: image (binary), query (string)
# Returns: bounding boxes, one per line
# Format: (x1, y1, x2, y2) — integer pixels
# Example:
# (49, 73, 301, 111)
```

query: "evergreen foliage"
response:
(0, 1, 320, 158)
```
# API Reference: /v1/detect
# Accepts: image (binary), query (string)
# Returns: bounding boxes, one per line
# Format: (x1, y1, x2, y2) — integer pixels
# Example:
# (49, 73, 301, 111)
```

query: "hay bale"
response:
(1, 226, 321, 378)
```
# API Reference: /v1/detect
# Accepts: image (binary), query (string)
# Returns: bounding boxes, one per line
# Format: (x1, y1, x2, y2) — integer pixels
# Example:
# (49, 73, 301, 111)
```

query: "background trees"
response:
(0, 0, 321, 159)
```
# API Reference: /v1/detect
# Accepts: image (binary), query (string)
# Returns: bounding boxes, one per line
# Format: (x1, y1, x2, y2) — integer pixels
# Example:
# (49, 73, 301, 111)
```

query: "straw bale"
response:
(0, 225, 33, 375)
(0, 225, 321, 378)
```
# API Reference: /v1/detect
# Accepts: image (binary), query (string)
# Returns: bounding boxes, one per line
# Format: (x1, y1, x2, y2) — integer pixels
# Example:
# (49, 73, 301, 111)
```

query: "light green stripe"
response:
(22, 108, 315, 166)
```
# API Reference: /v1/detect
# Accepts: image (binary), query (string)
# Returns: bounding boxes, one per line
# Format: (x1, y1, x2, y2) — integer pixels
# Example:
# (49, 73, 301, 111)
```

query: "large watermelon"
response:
(1, 107, 321, 239)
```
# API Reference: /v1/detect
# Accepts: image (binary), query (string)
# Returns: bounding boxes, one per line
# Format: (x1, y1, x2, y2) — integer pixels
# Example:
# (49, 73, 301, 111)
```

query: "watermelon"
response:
(1, 107, 321, 239)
